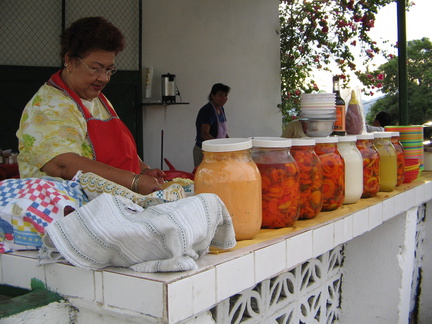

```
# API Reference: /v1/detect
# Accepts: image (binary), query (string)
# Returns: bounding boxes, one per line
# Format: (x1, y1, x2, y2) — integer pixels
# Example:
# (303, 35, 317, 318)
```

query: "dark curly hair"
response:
(60, 17, 125, 61)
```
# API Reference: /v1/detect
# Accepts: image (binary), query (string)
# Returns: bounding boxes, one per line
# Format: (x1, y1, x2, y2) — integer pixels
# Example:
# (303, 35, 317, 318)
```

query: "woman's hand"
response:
(141, 168, 166, 184)
(137, 173, 163, 195)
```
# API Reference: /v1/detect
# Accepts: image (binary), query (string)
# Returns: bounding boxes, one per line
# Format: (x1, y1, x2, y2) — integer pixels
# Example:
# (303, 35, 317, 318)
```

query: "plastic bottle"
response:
(314, 137, 345, 211)
(356, 134, 380, 198)
(251, 137, 300, 228)
(345, 90, 364, 135)
(373, 132, 397, 192)
(194, 138, 262, 240)
(290, 138, 323, 219)
(337, 135, 363, 204)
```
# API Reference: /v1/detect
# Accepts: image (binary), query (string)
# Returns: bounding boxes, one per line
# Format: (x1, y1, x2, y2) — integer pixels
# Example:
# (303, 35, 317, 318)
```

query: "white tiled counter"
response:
(1, 173, 432, 323)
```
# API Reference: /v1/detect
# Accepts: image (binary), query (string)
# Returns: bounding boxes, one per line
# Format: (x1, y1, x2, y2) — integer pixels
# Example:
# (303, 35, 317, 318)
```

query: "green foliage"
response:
(279, 0, 407, 124)
(366, 37, 432, 125)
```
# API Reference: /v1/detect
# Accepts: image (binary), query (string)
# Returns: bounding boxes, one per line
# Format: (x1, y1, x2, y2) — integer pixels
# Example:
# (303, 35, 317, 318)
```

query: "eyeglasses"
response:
(78, 58, 117, 77)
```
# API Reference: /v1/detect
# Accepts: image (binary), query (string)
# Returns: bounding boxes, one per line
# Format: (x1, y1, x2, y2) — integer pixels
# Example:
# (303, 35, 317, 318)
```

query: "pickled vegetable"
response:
(356, 137, 380, 198)
(256, 162, 300, 228)
(290, 144, 323, 219)
(314, 141, 345, 211)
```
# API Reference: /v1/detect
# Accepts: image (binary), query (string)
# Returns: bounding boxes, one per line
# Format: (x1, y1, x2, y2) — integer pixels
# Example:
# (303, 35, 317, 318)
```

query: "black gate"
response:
(0, 0, 143, 156)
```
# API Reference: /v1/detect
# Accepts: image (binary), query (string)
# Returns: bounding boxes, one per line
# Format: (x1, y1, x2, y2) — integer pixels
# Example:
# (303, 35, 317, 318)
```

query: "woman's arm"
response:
(42, 153, 162, 195)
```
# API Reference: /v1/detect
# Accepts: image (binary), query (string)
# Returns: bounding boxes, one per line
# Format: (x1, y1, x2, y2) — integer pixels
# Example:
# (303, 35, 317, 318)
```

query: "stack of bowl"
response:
(300, 93, 336, 137)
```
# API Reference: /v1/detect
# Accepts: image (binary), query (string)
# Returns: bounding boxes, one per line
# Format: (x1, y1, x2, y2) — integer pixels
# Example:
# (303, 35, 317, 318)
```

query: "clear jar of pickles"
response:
(373, 132, 397, 192)
(251, 137, 300, 228)
(314, 137, 345, 211)
(386, 131, 405, 186)
(356, 134, 380, 198)
(337, 135, 363, 204)
(194, 138, 262, 240)
(290, 138, 323, 220)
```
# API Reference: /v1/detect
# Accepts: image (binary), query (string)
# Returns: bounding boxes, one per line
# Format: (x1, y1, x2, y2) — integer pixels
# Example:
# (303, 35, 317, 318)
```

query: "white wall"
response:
(141, 0, 282, 172)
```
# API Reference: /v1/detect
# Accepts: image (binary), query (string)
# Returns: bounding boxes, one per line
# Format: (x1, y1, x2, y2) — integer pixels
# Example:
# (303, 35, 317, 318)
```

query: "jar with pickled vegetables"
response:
(386, 131, 405, 186)
(290, 138, 323, 220)
(356, 134, 380, 198)
(194, 138, 262, 240)
(314, 137, 345, 211)
(337, 135, 363, 204)
(251, 137, 300, 228)
(373, 132, 397, 192)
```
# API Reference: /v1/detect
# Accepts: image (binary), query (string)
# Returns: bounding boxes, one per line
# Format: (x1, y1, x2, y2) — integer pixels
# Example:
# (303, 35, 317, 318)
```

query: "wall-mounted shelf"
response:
(142, 102, 189, 106)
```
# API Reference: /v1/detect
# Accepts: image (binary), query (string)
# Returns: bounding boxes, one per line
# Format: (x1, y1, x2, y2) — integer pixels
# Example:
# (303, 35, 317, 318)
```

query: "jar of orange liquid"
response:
(314, 137, 345, 211)
(386, 131, 405, 186)
(194, 138, 262, 240)
(356, 134, 380, 198)
(251, 137, 300, 228)
(290, 138, 323, 220)
(373, 132, 397, 192)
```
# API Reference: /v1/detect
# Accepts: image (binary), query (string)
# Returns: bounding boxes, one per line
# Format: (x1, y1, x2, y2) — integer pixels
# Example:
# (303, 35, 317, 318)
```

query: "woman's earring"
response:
(64, 63, 68, 67)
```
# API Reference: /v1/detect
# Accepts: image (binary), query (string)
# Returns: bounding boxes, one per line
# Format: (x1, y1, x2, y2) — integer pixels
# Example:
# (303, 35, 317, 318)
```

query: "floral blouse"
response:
(16, 84, 112, 178)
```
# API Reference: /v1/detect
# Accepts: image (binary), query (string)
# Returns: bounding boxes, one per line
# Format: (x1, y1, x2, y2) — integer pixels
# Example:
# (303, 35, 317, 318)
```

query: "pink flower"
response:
(377, 73, 384, 81)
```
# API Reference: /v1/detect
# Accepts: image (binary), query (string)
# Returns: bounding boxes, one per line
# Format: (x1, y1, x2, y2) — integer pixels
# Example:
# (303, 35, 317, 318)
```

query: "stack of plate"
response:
(300, 93, 336, 119)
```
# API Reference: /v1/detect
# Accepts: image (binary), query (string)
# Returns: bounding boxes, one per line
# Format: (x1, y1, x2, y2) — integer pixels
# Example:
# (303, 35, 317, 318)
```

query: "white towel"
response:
(40, 193, 236, 272)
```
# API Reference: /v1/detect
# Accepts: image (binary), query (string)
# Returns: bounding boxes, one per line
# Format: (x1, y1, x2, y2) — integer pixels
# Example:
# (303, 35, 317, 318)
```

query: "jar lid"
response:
(252, 137, 292, 148)
(356, 134, 374, 140)
(202, 138, 252, 152)
(385, 131, 400, 137)
(337, 135, 357, 142)
(373, 131, 392, 138)
(291, 138, 316, 146)
(314, 136, 338, 143)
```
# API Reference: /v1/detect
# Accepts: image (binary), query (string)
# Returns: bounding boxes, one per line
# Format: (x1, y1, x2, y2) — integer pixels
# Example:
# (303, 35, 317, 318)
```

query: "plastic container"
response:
(373, 132, 397, 192)
(337, 135, 363, 204)
(251, 137, 300, 228)
(356, 134, 380, 198)
(290, 138, 323, 219)
(386, 131, 405, 186)
(194, 138, 262, 240)
(314, 137, 345, 211)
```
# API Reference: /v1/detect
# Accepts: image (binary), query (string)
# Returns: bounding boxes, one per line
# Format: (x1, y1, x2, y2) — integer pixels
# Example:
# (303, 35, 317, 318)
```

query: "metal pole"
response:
(397, 0, 409, 124)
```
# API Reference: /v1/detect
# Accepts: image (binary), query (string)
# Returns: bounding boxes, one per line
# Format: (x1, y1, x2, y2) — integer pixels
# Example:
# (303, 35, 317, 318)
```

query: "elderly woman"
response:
(17, 17, 164, 195)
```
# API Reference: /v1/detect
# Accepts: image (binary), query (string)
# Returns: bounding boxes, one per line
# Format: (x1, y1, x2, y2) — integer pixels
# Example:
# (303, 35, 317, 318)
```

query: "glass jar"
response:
(356, 134, 380, 198)
(251, 137, 300, 228)
(194, 138, 262, 240)
(387, 131, 405, 186)
(337, 135, 363, 204)
(373, 132, 397, 192)
(314, 137, 345, 211)
(290, 138, 323, 220)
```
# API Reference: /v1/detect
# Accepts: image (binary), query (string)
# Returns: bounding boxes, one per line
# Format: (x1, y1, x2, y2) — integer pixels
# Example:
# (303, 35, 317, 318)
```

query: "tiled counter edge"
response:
(0, 177, 431, 323)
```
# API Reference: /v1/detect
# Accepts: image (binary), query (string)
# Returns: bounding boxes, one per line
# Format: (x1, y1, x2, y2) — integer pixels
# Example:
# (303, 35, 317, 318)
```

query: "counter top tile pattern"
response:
(0, 173, 431, 323)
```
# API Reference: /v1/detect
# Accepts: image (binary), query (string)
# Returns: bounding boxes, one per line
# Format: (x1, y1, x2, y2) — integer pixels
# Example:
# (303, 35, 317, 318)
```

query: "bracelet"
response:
(131, 174, 141, 192)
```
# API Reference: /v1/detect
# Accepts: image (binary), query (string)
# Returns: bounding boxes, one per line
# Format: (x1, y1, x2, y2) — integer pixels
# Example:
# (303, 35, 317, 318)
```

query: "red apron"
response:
(48, 70, 140, 173)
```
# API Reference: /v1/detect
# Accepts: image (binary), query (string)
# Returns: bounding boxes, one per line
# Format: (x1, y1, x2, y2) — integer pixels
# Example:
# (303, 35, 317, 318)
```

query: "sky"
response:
(315, 0, 432, 98)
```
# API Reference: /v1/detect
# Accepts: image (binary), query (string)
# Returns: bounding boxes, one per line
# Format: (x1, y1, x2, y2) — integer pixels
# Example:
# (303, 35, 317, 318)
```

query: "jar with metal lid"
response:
(251, 137, 300, 228)
(386, 131, 405, 186)
(337, 135, 363, 204)
(290, 138, 323, 219)
(373, 132, 397, 192)
(194, 138, 262, 240)
(314, 137, 345, 211)
(356, 134, 380, 198)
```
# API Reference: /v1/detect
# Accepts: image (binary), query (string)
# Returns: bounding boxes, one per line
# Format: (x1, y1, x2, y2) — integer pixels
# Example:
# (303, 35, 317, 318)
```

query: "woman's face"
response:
(65, 49, 116, 101)
(211, 91, 228, 107)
